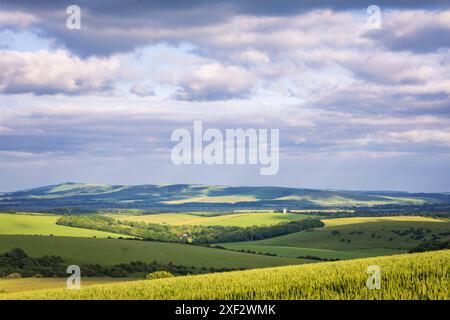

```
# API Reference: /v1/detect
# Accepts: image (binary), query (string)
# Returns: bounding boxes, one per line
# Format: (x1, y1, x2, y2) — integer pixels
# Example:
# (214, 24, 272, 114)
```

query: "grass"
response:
(0, 235, 310, 268)
(0, 213, 127, 238)
(108, 212, 320, 227)
(221, 216, 450, 259)
(0, 278, 133, 294)
(2, 250, 448, 300)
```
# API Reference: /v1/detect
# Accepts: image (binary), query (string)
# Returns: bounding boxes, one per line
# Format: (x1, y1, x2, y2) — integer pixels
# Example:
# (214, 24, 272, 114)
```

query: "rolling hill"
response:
(0, 213, 128, 238)
(0, 235, 310, 268)
(1, 182, 449, 213)
(221, 216, 450, 259)
(2, 250, 448, 300)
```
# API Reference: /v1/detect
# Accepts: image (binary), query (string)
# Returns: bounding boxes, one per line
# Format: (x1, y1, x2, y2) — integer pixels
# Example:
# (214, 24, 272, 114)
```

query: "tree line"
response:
(0, 248, 237, 279)
(56, 215, 324, 244)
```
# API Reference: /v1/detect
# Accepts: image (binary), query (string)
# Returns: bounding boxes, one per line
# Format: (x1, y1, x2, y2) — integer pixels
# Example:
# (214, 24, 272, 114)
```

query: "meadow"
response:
(107, 212, 319, 227)
(0, 235, 309, 268)
(2, 250, 448, 300)
(221, 216, 450, 259)
(0, 213, 127, 238)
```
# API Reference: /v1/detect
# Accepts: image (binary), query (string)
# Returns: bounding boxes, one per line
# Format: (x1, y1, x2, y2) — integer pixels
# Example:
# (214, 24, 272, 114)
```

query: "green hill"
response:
(0, 213, 127, 238)
(2, 250, 448, 300)
(0, 235, 310, 268)
(221, 216, 450, 259)
(2, 182, 448, 212)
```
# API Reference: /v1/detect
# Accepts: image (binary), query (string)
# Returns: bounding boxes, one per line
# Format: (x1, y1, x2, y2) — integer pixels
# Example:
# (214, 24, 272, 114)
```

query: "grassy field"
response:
(221, 216, 450, 259)
(0, 235, 310, 268)
(0, 278, 133, 294)
(2, 250, 448, 300)
(0, 213, 127, 238)
(108, 212, 320, 227)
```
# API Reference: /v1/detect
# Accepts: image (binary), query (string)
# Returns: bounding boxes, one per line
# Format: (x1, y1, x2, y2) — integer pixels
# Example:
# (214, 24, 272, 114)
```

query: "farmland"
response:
(0, 235, 310, 268)
(108, 212, 319, 227)
(0, 278, 133, 294)
(2, 250, 448, 300)
(0, 213, 127, 238)
(221, 216, 450, 259)
(0, 208, 448, 300)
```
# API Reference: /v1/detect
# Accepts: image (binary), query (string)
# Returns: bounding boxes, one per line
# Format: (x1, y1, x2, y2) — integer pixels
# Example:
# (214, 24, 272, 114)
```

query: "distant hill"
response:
(0, 182, 449, 213)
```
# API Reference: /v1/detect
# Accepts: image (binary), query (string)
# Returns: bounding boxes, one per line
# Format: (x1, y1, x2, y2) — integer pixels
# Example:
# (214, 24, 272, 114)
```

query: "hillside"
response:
(0, 235, 309, 268)
(222, 216, 450, 259)
(2, 250, 448, 300)
(0, 213, 128, 238)
(1, 182, 449, 213)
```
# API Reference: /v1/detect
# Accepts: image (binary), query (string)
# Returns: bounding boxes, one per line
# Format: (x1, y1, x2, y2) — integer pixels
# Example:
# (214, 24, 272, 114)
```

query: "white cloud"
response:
(387, 130, 450, 145)
(0, 50, 120, 95)
(172, 63, 254, 101)
(0, 11, 37, 28)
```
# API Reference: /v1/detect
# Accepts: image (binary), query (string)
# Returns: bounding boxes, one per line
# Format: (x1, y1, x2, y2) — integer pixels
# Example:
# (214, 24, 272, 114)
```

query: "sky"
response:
(0, 0, 450, 192)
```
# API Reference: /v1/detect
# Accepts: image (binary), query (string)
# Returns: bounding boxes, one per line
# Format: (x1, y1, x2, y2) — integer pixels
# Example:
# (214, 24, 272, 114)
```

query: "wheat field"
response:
(1, 250, 448, 300)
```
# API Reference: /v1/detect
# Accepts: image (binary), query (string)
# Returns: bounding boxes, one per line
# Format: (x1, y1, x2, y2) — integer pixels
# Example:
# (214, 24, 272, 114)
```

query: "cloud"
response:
(0, 50, 120, 95)
(0, 10, 37, 28)
(1, 2, 450, 190)
(387, 130, 450, 145)
(172, 63, 254, 101)
(2, 1, 448, 57)
(365, 10, 450, 53)
(130, 84, 155, 97)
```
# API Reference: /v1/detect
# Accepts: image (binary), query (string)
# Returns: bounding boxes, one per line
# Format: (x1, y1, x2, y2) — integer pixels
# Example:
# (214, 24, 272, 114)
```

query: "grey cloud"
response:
(364, 10, 450, 53)
(1, 1, 450, 57)
(0, 50, 119, 95)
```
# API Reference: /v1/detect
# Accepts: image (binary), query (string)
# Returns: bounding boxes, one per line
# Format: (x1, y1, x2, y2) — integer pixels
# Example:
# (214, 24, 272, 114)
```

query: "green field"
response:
(108, 212, 319, 227)
(0, 235, 310, 268)
(0, 213, 127, 238)
(3, 250, 448, 300)
(221, 216, 450, 259)
(0, 278, 133, 294)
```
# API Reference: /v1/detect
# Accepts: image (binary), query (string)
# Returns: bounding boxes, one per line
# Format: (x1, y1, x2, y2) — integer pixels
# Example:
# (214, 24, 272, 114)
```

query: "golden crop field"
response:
(2, 250, 448, 300)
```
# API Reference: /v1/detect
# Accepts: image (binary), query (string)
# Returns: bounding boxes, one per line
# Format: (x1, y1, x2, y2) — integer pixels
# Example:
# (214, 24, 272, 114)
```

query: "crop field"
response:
(222, 216, 450, 259)
(108, 212, 319, 227)
(0, 213, 127, 238)
(0, 278, 133, 294)
(0, 235, 310, 267)
(2, 250, 448, 300)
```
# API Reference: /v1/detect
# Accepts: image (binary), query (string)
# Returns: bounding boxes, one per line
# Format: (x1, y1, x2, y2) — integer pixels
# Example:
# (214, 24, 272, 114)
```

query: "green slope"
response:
(109, 212, 319, 227)
(2, 182, 447, 212)
(221, 216, 450, 259)
(3, 250, 448, 300)
(0, 235, 310, 268)
(0, 213, 126, 238)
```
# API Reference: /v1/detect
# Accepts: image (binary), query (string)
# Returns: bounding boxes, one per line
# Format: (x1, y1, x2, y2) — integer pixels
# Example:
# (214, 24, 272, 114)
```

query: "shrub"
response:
(33, 274, 44, 278)
(145, 271, 173, 280)
(6, 273, 21, 279)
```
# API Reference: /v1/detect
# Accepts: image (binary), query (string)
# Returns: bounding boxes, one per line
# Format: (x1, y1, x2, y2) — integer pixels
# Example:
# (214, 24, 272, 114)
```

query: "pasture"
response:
(0, 213, 127, 238)
(221, 216, 450, 259)
(0, 235, 309, 268)
(108, 212, 319, 227)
